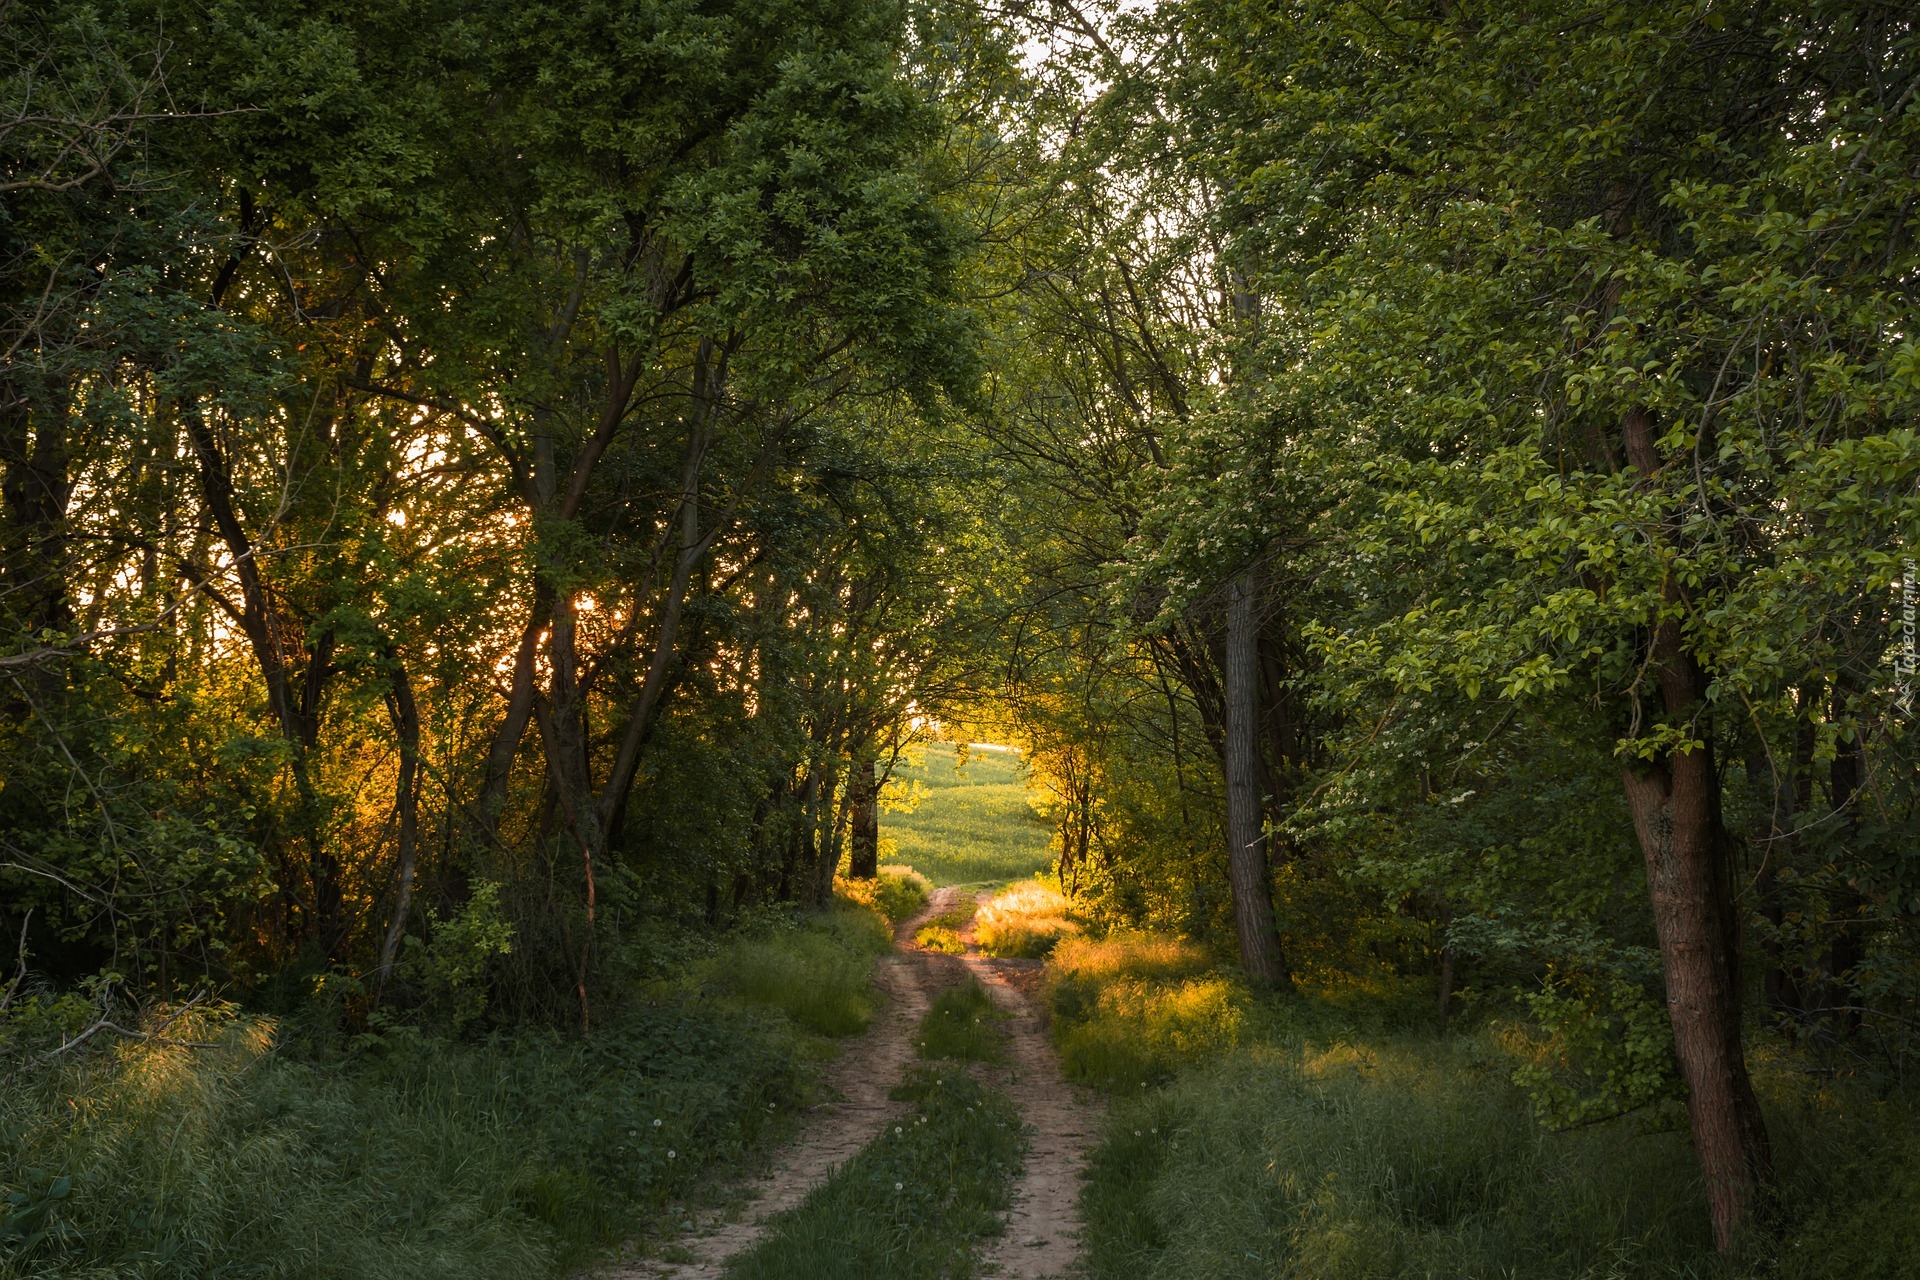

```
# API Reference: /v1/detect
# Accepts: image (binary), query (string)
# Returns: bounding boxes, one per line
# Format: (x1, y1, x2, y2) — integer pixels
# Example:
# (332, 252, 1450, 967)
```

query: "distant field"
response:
(882, 744, 1053, 887)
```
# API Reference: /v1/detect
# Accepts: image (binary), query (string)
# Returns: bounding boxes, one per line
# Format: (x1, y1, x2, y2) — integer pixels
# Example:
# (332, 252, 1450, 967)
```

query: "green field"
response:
(881, 744, 1053, 887)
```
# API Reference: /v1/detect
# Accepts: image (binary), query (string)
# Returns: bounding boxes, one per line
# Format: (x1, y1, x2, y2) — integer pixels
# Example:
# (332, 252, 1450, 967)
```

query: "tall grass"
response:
(708, 904, 892, 1036)
(0, 999, 810, 1278)
(1048, 934, 1243, 1090)
(975, 880, 1081, 958)
(0, 903, 892, 1279)
(835, 865, 931, 926)
(1061, 933, 1920, 1279)
(1082, 1037, 1718, 1280)
(882, 745, 1051, 886)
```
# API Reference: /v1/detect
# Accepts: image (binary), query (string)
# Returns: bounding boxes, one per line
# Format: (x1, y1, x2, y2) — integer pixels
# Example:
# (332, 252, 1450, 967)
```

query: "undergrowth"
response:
(722, 1067, 1023, 1279)
(708, 905, 892, 1036)
(1048, 933, 1243, 1090)
(836, 865, 932, 926)
(1060, 932, 1920, 1280)
(0, 904, 890, 1279)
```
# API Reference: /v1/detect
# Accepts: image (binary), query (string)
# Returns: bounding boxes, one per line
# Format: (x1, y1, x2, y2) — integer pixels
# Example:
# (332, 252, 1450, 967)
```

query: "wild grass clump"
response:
(1047, 933, 1244, 1089)
(912, 896, 976, 954)
(913, 925, 965, 955)
(724, 1067, 1024, 1279)
(975, 880, 1081, 958)
(708, 904, 890, 1037)
(835, 865, 931, 926)
(917, 978, 1004, 1063)
(0, 992, 810, 1278)
(1080, 1032, 1717, 1280)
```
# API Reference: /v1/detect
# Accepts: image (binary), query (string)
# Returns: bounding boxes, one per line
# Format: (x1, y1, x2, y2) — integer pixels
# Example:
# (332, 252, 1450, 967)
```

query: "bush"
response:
(975, 880, 1081, 958)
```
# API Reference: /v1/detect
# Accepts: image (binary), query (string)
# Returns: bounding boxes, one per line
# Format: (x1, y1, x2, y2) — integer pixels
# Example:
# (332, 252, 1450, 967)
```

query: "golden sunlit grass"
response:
(834, 864, 931, 925)
(975, 880, 1081, 958)
(1047, 933, 1245, 1090)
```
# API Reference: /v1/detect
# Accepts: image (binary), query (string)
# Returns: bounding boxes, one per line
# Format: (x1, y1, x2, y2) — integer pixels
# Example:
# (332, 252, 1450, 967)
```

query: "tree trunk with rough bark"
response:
(1621, 608, 1773, 1253)
(1222, 568, 1289, 991)
(849, 754, 879, 879)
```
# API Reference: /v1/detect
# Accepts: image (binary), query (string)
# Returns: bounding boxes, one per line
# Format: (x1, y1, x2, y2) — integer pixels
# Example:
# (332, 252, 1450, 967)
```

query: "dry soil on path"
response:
(599, 886, 1101, 1279)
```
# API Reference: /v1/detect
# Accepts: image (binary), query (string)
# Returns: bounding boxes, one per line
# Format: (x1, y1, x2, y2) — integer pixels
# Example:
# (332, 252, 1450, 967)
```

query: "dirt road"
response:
(602, 887, 1099, 1279)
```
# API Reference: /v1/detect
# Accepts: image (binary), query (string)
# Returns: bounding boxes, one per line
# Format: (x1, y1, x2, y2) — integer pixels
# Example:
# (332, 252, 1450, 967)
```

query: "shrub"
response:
(975, 880, 1081, 958)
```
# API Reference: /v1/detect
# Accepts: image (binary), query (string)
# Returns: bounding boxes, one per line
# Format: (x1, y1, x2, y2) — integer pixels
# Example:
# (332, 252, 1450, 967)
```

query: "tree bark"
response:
(1621, 605, 1772, 1253)
(376, 659, 421, 990)
(1222, 568, 1289, 990)
(849, 753, 879, 879)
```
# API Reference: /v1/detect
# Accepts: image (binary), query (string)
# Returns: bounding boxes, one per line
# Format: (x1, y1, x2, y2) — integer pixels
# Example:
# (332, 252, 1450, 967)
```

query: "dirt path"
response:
(960, 899, 1103, 1280)
(601, 896, 953, 1279)
(600, 886, 1100, 1279)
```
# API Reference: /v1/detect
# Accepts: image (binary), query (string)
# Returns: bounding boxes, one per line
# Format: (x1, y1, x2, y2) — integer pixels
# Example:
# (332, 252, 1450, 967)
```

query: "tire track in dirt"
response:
(599, 894, 956, 1279)
(960, 895, 1104, 1280)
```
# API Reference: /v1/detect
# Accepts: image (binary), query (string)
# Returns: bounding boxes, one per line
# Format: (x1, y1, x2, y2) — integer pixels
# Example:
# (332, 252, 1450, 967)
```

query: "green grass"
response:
(708, 905, 893, 1036)
(721, 1068, 1023, 1279)
(1060, 934, 1920, 1280)
(917, 978, 1005, 1064)
(882, 744, 1052, 887)
(0, 906, 891, 1280)
(0, 1000, 809, 1278)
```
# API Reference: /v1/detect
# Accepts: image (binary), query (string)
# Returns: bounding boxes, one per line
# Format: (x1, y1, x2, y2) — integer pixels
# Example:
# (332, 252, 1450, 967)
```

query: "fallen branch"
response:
(38, 989, 216, 1062)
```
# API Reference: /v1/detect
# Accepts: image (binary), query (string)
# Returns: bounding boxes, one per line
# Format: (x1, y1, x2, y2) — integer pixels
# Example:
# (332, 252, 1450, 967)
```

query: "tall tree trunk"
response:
(376, 659, 421, 990)
(1222, 568, 1289, 990)
(849, 752, 879, 879)
(1620, 604, 1773, 1252)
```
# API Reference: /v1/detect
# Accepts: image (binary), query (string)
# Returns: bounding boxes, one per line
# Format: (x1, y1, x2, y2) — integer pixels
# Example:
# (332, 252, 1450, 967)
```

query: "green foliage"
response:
(400, 880, 515, 1033)
(722, 1068, 1023, 1280)
(881, 745, 1052, 886)
(874, 867, 934, 925)
(1512, 968, 1681, 1131)
(915, 977, 1004, 1063)
(836, 865, 931, 926)
(912, 926, 965, 956)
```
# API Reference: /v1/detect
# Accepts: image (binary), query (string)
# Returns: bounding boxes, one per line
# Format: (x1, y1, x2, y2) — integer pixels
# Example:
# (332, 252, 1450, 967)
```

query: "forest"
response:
(2, 0, 1917, 1276)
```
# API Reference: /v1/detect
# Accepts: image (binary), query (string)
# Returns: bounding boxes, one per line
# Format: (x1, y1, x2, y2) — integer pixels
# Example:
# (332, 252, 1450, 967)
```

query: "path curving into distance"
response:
(601, 885, 1100, 1279)
(959, 893, 1103, 1280)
